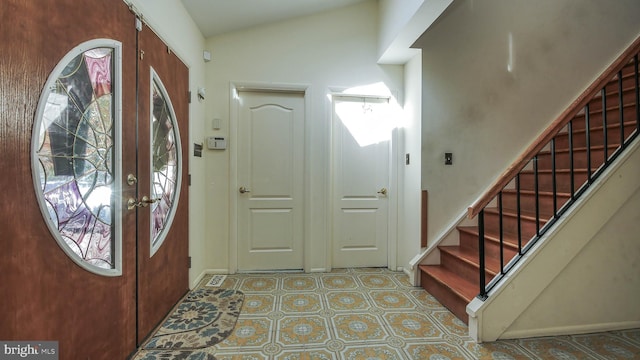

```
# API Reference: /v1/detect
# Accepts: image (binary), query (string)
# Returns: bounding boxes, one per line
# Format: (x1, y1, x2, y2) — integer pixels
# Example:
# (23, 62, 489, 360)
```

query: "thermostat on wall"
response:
(207, 136, 226, 150)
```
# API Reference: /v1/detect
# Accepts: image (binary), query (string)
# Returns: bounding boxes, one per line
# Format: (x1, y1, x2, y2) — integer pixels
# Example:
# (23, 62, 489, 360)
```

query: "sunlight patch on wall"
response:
(331, 82, 403, 147)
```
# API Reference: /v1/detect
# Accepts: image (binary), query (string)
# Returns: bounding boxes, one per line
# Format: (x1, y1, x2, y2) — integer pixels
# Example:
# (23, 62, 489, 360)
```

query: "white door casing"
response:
(236, 90, 305, 271)
(331, 95, 391, 268)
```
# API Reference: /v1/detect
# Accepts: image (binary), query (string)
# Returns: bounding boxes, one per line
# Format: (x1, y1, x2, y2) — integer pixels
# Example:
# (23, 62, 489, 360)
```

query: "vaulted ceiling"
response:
(181, 0, 369, 37)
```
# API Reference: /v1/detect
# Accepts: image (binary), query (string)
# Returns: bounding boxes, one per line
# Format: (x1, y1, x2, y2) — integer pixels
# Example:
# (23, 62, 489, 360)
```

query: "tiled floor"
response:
(196, 268, 640, 359)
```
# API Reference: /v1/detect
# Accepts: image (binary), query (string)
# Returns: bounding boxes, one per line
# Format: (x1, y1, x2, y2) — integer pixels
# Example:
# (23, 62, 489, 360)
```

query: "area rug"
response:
(134, 349, 216, 360)
(143, 288, 244, 350)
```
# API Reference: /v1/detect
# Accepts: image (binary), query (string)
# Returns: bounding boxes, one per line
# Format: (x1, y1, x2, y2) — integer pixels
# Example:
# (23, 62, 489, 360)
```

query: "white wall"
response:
(414, 0, 640, 245)
(398, 53, 423, 271)
(124, 0, 209, 287)
(204, 1, 404, 272)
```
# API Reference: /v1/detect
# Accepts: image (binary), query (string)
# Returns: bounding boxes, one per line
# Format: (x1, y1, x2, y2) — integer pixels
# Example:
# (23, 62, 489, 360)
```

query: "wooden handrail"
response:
(468, 35, 640, 219)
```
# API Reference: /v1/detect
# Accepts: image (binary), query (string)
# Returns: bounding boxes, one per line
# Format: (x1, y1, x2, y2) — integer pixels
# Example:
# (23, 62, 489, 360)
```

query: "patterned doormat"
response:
(143, 288, 244, 351)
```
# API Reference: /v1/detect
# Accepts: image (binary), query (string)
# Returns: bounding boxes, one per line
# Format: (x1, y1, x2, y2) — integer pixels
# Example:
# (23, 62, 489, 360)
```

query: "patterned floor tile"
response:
(280, 293, 322, 313)
(406, 342, 470, 360)
(243, 294, 276, 315)
(370, 290, 416, 310)
(572, 333, 640, 359)
(278, 316, 330, 345)
(341, 345, 404, 360)
(519, 337, 600, 360)
(320, 275, 357, 289)
(282, 276, 318, 291)
(383, 312, 443, 339)
(218, 318, 273, 348)
(332, 313, 389, 342)
(358, 274, 397, 289)
(465, 340, 538, 360)
(240, 277, 278, 292)
(325, 291, 369, 311)
(198, 268, 640, 360)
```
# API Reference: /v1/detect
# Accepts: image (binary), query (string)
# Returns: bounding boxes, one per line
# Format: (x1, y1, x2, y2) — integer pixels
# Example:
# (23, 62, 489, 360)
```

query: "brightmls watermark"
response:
(0, 342, 58, 359)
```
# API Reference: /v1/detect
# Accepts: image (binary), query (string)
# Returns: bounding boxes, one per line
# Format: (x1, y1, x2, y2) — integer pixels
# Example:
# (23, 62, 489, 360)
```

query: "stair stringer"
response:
(467, 136, 640, 342)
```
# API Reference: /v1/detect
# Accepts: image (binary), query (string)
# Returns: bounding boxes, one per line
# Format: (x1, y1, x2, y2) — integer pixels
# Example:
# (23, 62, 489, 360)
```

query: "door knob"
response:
(239, 186, 251, 194)
(127, 173, 138, 186)
(377, 188, 387, 196)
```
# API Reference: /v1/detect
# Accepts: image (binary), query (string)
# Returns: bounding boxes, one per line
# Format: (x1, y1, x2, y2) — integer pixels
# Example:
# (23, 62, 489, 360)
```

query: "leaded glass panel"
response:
(32, 41, 122, 275)
(150, 72, 181, 255)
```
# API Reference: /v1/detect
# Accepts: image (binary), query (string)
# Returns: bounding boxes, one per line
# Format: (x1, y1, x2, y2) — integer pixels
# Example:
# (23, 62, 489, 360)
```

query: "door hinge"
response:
(188, 174, 191, 186)
(135, 17, 143, 32)
(188, 256, 192, 269)
(139, 49, 144, 60)
(188, 90, 192, 104)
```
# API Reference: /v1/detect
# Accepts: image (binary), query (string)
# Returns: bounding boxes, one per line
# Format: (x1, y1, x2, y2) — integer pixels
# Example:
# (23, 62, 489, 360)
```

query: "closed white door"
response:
(332, 95, 391, 268)
(237, 90, 305, 271)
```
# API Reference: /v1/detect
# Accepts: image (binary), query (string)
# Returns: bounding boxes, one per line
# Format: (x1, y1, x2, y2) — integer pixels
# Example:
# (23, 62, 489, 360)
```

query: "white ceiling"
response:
(181, 0, 369, 37)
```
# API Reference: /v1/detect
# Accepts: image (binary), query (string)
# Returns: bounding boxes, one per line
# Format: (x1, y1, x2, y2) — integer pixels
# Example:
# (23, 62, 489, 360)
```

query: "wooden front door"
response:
(135, 23, 190, 344)
(0, 1, 189, 357)
(0, 1, 137, 358)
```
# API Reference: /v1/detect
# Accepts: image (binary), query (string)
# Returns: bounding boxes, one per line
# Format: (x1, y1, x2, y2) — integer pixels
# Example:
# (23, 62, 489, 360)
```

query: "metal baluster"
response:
(498, 192, 504, 274)
(602, 88, 608, 165)
(585, 104, 592, 183)
(635, 55, 639, 134)
(516, 173, 522, 255)
(478, 209, 487, 300)
(551, 138, 557, 217)
(568, 120, 575, 199)
(619, 70, 625, 148)
(534, 156, 540, 237)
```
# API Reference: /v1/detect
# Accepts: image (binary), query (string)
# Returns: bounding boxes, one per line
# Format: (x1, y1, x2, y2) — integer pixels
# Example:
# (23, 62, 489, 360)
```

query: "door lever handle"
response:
(239, 186, 251, 194)
(127, 196, 160, 210)
(377, 188, 387, 196)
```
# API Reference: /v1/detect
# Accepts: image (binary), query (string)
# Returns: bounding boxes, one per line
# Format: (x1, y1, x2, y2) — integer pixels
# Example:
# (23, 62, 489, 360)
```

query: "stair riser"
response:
(602, 71, 639, 95)
(459, 229, 519, 260)
(555, 121, 637, 148)
(420, 270, 469, 324)
(440, 250, 494, 286)
(501, 192, 570, 218)
(519, 171, 588, 193)
(584, 89, 638, 115)
(484, 211, 543, 240)
(536, 148, 609, 170)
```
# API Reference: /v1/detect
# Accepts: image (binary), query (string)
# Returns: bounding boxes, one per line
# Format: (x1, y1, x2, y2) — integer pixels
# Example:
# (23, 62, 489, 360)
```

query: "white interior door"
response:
(237, 90, 305, 271)
(332, 95, 391, 268)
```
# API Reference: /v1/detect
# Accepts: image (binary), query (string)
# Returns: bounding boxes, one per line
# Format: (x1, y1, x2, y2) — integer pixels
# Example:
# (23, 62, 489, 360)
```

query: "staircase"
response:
(419, 41, 640, 324)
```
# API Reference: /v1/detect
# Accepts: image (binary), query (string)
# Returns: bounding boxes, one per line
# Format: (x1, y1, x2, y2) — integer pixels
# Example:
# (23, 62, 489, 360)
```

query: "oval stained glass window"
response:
(149, 69, 182, 256)
(31, 40, 123, 276)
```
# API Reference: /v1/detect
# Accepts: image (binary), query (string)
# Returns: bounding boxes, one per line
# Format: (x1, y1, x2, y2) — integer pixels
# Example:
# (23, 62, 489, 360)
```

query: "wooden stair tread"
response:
(419, 264, 477, 302)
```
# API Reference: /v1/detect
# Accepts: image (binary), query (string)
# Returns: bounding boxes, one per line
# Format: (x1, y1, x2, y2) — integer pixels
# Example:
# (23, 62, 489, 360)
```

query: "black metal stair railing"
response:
(476, 54, 640, 301)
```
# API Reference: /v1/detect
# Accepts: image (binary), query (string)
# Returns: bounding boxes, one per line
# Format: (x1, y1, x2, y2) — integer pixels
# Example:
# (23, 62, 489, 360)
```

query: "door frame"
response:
(229, 82, 312, 273)
(326, 89, 399, 272)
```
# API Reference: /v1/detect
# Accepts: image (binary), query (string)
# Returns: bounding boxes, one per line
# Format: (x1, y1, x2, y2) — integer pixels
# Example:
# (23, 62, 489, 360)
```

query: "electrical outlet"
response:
(445, 152, 453, 165)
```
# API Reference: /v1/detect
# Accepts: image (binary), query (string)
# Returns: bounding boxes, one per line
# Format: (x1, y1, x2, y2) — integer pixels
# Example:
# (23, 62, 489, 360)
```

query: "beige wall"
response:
(398, 54, 423, 271)
(414, 0, 640, 245)
(203, 1, 404, 272)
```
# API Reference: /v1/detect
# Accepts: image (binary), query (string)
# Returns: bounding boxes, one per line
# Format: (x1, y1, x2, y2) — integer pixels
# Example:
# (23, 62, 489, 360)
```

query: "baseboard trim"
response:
(190, 268, 229, 289)
(501, 320, 640, 340)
